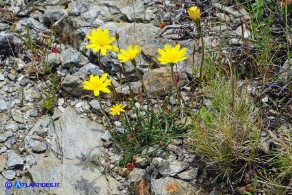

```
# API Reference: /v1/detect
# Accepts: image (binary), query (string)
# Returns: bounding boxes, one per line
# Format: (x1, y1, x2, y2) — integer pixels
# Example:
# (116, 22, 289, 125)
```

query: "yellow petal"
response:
(94, 90, 100, 96)
(157, 48, 165, 55)
(100, 73, 108, 82)
(85, 44, 95, 49)
(103, 79, 112, 86)
(86, 34, 93, 39)
(101, 88, 111, 94)
(164, 44, 171, 51)
(92, 29, 98, 37)
(93, 46, 101, 52)
(100, 48, 107, 56)
(174, 44, 180, 51)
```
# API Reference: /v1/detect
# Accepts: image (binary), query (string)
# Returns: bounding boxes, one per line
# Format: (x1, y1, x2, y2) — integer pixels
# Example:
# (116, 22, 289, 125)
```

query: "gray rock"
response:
(239, 8, 251, 20)
(143, 67, 188, 98)
(61, 73, 84, 96)
(18, 124, 26, 130)
(211, 25, 228, 32)
(0, 174, 9, 195)
(2, 170, 16, 180)
(134, 156, 149, 168)
(229, 38, 242, 45)
(100, 22, 160, 61)
(216, 13, 231, 23)
(46, 53, 61, 67)
(114, 121, 124, 133)
(0, 23, 10, 31)
(0, 146, 7, 154)
(68, 2, 88, 16)
(20, 18, 48, 31)
(11, 109, 25, 123)
(24, 107, 121, 194)
(0, 73, 4, 81)
(128, 168, 146, 183)
(0, 131, 14, 143)
(0, 32, 21, 58)
(151, 177, 198, 195)
(120, 0, 145, 22)
(152, 157, 188, 176)
(79, 63, 103, 76)
(6, 150, 24, 168)
(0, 154, 6, 172)
(214, 3, 243, 18)
(0, 99, 8, 112)
(81, 4, 120, 22)
(279, 58, 292, 81)
(29, 108, 38, 117)
(44, 6, 66, 26)
(101, 130, 112, 142)
(235, 25, 251, 38)
(4, 122, 19, 133)
(89, 99, 101, 110)
(34, 128, 48, 137)
(52, 16, 78, 48)
(25, 155, 36, 166)
(40, 117, 52, 128)
(177, 168, 198, 180)
(26, 136, 47, 153)
(61, 47, 88, 68)
(75, 101, 91, 113)
(116, 81, 142, 95)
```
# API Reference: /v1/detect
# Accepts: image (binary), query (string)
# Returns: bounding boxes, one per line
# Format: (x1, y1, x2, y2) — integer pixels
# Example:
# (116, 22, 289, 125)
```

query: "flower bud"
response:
(188, 6, 201, 22)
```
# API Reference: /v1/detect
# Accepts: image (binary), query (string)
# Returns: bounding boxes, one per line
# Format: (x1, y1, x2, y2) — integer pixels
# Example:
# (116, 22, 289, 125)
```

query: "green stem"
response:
(170, 64, 185, 106)
(116, 38, 134, 99)
(97, 96, 111, 129)
(131, 60, 149, 104)
(284, 2, 291, 94)
(98, 52, 119, 100)
(198, 21, 205, 85)
(121, 62, 134, 98)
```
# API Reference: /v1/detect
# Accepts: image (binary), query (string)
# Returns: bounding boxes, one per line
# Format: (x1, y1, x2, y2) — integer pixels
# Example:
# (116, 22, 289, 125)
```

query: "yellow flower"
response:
(188, 6, 201, 22)
(157, 44, 187, 65)
(117, 45, 140, 63)
(83, 73, 112, 96)
(110, 103, 125, 116)
(85, 28, 118, 56)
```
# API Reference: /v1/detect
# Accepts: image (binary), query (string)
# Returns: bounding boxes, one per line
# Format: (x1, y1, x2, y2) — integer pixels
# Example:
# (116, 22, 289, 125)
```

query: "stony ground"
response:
(0, 0, 291, 195)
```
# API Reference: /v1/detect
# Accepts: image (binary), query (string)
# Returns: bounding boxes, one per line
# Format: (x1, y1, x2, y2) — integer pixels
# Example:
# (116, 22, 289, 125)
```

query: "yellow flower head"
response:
(188, 6, 201, 22)
(157, 44, 187, 65)
(117, 45, 140, 63)
(110, 103, 125, 116)
(85, 28, 118, 56)
(83, 73, 112, 96)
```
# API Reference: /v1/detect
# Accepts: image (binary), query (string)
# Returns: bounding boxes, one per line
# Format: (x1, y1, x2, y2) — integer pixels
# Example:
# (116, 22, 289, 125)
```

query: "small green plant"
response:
(42, 74, 59, 113)
(19, 26, 35, 53)
(111, 98, 186, 165)
(259, 130, 292, 193)
(190, 76, 262, 182)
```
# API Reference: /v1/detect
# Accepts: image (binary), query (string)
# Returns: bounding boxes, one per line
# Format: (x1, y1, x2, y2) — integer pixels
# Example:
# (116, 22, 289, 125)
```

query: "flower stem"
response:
(97, 52, 119, 100)
(116, 38, 134, 99)
(98, 96, 111, 129)
(131, 60, 149, 104)
(121, 64, 134, 98)
(170, 64, 185, 106)
(197, 21, 205, 85)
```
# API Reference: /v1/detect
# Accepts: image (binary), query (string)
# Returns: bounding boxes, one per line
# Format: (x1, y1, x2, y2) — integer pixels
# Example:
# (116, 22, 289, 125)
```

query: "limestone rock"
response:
(151, 177, 198, 195)
(143, 67, 188, 98)
(152, 157, 188, 176)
